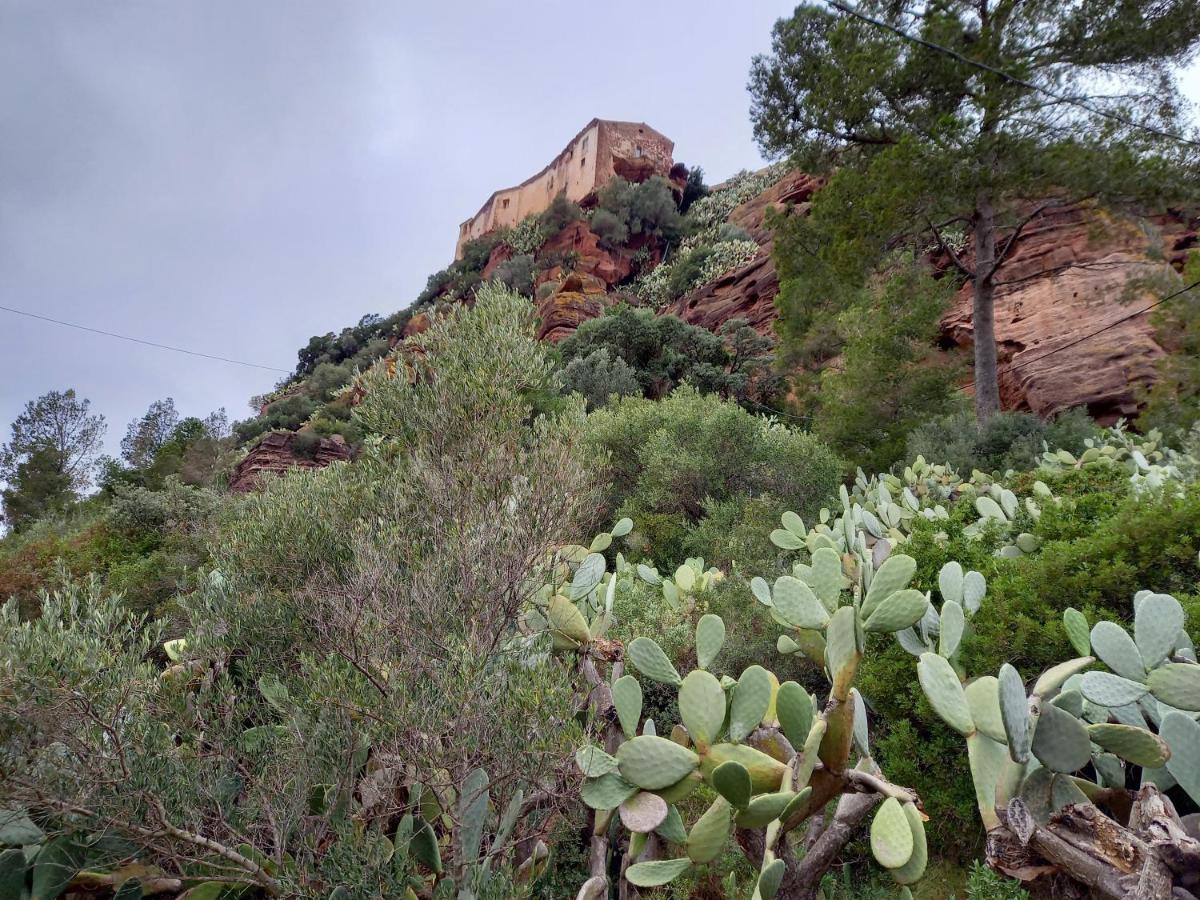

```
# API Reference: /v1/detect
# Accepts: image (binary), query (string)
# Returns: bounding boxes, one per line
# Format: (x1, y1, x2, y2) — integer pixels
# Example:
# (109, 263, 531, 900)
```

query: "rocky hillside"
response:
(231, 160, 1196, 489)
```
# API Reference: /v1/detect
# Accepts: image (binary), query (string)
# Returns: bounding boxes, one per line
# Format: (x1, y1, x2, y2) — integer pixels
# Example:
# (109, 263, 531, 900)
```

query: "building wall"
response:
(455, 120, 673, 259)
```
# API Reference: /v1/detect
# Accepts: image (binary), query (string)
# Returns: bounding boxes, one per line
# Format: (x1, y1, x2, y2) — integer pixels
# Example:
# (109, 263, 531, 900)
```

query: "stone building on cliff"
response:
(454, 119, 674, 259)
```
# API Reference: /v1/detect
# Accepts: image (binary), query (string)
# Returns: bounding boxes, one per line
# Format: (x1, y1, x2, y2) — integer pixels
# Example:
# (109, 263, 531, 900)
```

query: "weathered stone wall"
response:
(455, 119, 673, 258)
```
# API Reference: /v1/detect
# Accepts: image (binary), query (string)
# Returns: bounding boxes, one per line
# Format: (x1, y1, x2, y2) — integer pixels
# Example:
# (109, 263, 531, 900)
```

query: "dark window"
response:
(581, 157, 586, 168)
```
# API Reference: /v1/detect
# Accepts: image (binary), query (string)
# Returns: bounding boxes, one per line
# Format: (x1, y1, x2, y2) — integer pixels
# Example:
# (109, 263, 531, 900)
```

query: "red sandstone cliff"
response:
(230, 431, 351, 493)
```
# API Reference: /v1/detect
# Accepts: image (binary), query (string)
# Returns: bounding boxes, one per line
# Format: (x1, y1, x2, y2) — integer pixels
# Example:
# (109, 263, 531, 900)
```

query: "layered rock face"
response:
(940, 204, 1195, 421)
(664, 171, 823, 334)
(536, 273, 610, 342)
(230, 431, 351, 493)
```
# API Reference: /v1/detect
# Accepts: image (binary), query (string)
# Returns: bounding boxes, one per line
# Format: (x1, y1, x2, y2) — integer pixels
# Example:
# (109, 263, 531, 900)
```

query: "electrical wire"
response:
(0, 303, 290, 373)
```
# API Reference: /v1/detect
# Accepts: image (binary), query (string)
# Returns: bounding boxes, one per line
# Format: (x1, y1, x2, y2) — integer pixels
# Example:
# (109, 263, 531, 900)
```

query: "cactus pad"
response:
(1147, 663, 1200, 711)
(998, 665, 1032, 763)
(939, 600, 966, 658)
(678, 670, 726, 751)
(964, 675, 1006, 744)
(863, 589, 929, 634)
(656, 805, 687, 844)
(772, 576, 829, 630)
(701, 743, 788, 794)
(1090, 621, 1146, 681)
(862, 554, 917, 619)
(756, 859, 786, 900)
(734, 791, 795, 828)
(1031, 702, 1091, 773)
(729, 665, 773, 742)
(686, 797, 732, 863)
(1135, 594, 1185, 669)
(624, 858, 692, 887)
(1087, 723, 1170, 768)
(619, 791, 669, 833)
(711, 760, 753, 810)
(1080, 671, 1149, 707)
(548, 594, 591, 650)
(918, 652, 974, 736)
(582, 772, 639, 810)
(1062, 608, 1091, 657)
(616, 736, 699, 791)
(575, 745, 619, 777)
(776, 681, 814, 748)
(612, 675, 643, 739)
(890, 801, 928, 885)
(938, 561, 964, 605)
(809, 546, 846, 611)
(827, 606, 863, 700)
(870, 797, 914, 869)
(695, 614, 726, 670)
(1032, 657, 1095, 697)
(1161, 712, 1200, 804)
(962, 570, 986, 614)
(627, 637, 682, 687)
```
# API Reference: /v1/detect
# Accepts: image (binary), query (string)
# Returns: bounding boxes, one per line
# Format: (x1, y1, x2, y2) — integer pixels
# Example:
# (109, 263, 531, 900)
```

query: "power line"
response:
(962, 278, 1200, 391)
(821, 0, 1200, 149)
(0, 303, 290, 373)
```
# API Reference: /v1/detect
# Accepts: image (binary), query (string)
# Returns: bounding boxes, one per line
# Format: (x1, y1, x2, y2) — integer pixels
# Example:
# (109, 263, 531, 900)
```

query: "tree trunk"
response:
(972, 190, 1001, 428)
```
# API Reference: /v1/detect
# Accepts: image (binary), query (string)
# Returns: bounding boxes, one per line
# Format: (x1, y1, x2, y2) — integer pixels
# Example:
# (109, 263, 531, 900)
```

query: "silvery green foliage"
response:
(768, 457, 1054, 564)
(578, 535, 931, 896)
(912, 584, 1200, 833)
(1038, 422, 1199, 497)
(631, 162, 793, 308)
(502, 213, 550, 257)
(636, 556, 724, 612)
(683, 162, 794, 233)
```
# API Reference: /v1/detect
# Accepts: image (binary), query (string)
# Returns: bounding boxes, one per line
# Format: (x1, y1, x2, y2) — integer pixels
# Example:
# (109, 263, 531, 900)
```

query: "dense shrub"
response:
(811, 260, 960, 471)
(493, 253, 535, 295)
(860, 481, 1200, 860)
(1, 285, 595, 898)
(539, 192, 585, 233)
(904, 407, 1100, 474)
(595, 176, 683, 243)
(559, 305, 776, 405)
(589, 207, 628, 248)
(560, 348, 640, 411)
(679, 164, 710, 214)
(583, 387, 841, 560)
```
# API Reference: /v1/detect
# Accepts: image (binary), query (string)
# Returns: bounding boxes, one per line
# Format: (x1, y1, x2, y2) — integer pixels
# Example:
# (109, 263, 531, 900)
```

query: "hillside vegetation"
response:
(3, 2, 1200, 899)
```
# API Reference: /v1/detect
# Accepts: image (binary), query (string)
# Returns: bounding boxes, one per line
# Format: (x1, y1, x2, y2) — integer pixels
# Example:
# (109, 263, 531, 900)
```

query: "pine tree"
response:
(750, 0, 1200, 426)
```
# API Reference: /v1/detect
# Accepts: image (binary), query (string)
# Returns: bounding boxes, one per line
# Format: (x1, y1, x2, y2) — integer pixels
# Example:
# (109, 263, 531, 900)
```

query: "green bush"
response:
(904, 407, 1100, 475)
(583, 387, 842, 558)
(560, 348, 640, 412)
(589, 207, 629, 248)
(539, 192, 585, 233)
(595, 176, 683, 243)
(494, 253, 535, 295)
(558, 306, 734, 401)
(860, 481, 1200, 861)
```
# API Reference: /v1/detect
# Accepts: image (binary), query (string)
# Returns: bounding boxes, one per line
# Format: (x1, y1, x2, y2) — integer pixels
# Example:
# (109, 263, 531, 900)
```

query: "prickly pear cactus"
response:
(768, 458, 1058, 567)
(1038, 422, 1198, 497)
(579, 531, 930, 896)
(911, 577, 1200, 891)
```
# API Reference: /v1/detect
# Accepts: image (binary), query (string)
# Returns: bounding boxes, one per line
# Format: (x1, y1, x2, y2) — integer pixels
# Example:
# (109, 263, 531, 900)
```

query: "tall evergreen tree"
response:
(749, 0, 1200, 425)
(0, 389, 106, 491)
(1, 445, 73, 531)
(120, 397, 180, 469)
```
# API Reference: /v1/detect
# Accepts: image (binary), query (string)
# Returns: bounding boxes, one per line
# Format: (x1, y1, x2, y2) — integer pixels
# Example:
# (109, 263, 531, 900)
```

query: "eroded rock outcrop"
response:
(536, 273, 610, 342)
(230, 431, 351, 493)
(665, 171, 823, 335)
(940, 203, 1196, 421)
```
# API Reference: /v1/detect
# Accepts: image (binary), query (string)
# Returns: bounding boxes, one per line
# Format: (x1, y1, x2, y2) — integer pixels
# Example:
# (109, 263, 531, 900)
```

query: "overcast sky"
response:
(2, 1, 1198, 463)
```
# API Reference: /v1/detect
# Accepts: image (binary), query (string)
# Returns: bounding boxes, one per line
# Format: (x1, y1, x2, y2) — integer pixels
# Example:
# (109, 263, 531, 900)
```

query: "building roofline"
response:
(459, 119, 671, 228)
